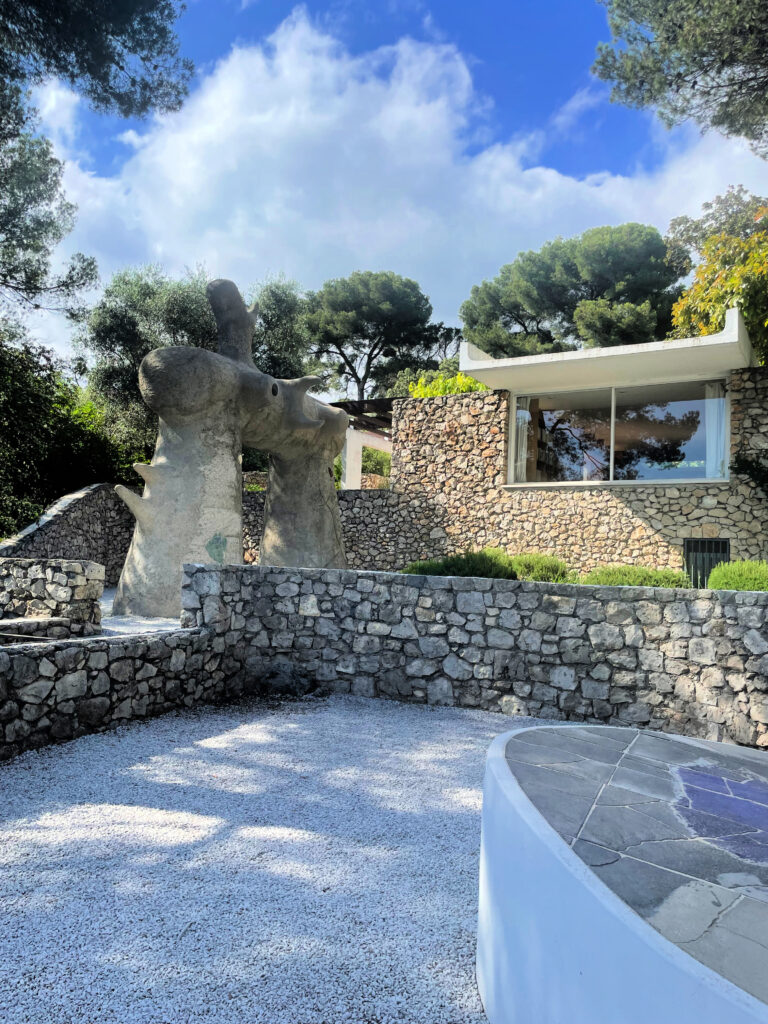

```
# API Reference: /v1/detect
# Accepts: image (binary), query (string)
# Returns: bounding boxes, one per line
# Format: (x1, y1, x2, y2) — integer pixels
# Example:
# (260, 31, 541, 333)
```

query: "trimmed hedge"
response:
(509, 553, 571, 583)
(579, 565, 690, 588)
(401, 548, 518, 579)
(707, 560, 768, 591)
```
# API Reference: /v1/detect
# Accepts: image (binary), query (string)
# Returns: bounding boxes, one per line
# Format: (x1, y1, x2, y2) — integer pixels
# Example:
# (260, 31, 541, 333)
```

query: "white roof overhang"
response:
(459, 307, 755, 394)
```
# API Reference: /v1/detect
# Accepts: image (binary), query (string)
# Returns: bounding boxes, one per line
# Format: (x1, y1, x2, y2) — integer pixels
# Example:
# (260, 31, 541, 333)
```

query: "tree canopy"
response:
(593, 0, 768, 157)
(0, 322, 124, 536)
(667, 185, 768, 261)
(305, 270, 454, 400)
(0, 131, 97, 316)
(460, 223, 682, 354)
(0, 0, 192, 134)
(670, 230, 768, 361)
(75, 266, 218, 455)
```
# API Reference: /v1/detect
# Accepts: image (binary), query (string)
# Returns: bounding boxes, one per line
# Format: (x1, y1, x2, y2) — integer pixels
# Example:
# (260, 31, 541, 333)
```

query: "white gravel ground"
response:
(0, 695, 535, 1024)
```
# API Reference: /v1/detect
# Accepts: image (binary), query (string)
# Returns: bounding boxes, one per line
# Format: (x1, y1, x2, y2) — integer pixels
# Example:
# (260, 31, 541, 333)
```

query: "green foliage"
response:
(0, 324, 126, 536)
(667, 186, 768, 261)
(0, 132, 97, 316)
(76, 265, 218, 457)
(249, 275, 321, 382)
(593, 0, 768, 157)
(305, 270, 455, 400)
(573, 297, 657, 348)
(708, 561, 768, 592)
(361, 448, 391, 476)
(670, 231, 768, 361)
(580, 565, 690, 588)
(386, 356, 457, 398)
(508, 553, 572, 583)
(409, 371, 487, 397)
(401, 547, 519, 580)
(0, 0, 192, 133)
(460, 223, 682, 353)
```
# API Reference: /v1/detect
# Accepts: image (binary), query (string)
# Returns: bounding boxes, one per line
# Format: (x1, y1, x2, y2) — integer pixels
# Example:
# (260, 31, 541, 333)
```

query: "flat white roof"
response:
(459, 307, 755, 394)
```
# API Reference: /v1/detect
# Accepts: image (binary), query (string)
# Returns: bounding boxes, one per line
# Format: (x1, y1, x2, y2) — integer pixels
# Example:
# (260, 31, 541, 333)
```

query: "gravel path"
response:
(0, 695, 528, 1024)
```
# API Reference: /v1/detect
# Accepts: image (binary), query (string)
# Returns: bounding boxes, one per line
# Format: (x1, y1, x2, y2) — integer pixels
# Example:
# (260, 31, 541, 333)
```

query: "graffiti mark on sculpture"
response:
(113, 279, 348, 618)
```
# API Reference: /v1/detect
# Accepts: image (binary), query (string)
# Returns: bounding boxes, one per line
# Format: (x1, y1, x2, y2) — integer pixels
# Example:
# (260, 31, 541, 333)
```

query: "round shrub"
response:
(707, 560, 768, 591)
(509, 553, 571, 583)
(401, 547, 517, 580)
(580, 565, 690, 588)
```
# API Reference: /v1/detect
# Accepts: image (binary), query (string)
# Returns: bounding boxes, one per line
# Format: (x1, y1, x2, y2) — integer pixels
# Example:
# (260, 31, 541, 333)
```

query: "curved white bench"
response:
(477, 725, 768, 1024)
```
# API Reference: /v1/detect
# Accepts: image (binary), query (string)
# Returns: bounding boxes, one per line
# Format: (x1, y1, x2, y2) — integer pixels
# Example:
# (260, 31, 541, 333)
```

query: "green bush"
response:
(580, 565, 690, 588)
(401, 547, 517, 579)
(707, 560, 768, 591)
(509, 553, 571, 583)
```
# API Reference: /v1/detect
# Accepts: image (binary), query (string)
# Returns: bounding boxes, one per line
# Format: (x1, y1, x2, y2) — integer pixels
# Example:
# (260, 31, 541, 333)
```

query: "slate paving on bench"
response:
(505, 726, 768, 1007)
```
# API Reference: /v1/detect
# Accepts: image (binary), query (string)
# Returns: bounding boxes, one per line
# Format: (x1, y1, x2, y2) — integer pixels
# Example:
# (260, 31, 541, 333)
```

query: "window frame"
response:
(505, 378, 731, 488)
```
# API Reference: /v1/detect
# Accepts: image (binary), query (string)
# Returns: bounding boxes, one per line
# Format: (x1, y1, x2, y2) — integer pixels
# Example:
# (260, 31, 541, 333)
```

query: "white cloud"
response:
(33, 8, 768, 355)
(549, 86, 606, 136)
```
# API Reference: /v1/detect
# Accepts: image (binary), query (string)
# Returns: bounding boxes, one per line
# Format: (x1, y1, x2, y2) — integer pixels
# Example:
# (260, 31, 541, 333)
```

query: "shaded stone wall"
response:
(0, 558, 104, 623)
(0, 625, 247, 762)
(0, 484, 134, 585)
(0, 557, 104, 641)
(188, 565, 768, 748)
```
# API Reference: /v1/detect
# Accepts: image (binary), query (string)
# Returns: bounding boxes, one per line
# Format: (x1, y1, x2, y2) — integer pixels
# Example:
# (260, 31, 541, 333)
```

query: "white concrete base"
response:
(476, 731, 768, 1024)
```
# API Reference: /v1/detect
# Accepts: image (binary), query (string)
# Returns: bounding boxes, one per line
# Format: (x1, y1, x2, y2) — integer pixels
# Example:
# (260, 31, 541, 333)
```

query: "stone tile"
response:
(611, 766, 678, 801)
(631, 733, 706, 766)
(719, 896, 768, 947)
(648, 878, 740, 943)
(508, 761, 602, 838)
(632, 836, 768, 892)
(580, 803, 689, 851)
(588, 854, 693, 917)
(596, 783, 661, 806)
(682, 923, 768, 1005)
(572, 839, 619, 867)
(510, 728, 628, 765)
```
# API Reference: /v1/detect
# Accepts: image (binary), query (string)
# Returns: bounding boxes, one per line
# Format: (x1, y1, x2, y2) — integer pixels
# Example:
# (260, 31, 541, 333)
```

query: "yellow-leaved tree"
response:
(671, 226, 768, 362)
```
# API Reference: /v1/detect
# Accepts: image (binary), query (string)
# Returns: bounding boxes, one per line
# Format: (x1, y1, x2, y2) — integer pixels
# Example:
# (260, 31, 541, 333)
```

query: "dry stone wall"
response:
(0, 484, 134, 585)
(4, 563, 768, 764)
(184, 564, 768, 749)
(0, 625, 247, 762)
(0, 557, 104, 633)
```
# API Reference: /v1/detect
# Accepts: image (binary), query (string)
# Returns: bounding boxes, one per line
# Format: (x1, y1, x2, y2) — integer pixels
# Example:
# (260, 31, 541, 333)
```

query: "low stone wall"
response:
(181, 564, 768, 748)
(0, 485, 134, 585)
(0, 625, 247, 762)
(0, 617, 74, 643)
(0, 558, 104, 629)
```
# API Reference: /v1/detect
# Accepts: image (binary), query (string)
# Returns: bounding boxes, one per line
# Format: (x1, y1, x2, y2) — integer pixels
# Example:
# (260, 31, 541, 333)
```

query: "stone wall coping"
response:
(182, 562, 768, 603)
(0, 484, 106, 549)
(0, 556, 106, 578)
(2, 625, 200, 657)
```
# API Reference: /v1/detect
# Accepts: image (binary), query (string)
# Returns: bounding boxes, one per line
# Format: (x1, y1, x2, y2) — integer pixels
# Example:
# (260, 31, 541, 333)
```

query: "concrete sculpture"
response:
(113, 279, 348, 618)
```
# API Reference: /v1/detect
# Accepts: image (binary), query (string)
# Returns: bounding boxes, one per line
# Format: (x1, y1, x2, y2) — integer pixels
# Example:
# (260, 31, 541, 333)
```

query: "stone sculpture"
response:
(113, 279, 348, 618)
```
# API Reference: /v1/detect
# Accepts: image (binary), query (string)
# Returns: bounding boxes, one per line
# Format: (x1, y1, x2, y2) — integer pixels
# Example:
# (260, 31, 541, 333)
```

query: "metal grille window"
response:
(684, 538, 730, 588)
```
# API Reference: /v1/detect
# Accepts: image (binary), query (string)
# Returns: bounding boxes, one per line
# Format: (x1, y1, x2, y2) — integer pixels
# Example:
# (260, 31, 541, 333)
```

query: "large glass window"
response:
(514, 390, 612, 483)
(512, 380, 727, 484)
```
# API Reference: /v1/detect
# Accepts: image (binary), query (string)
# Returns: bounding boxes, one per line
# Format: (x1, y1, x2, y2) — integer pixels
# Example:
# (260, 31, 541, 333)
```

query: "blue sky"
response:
(31, 1, 768, 354)
(79, 0, 659, 181)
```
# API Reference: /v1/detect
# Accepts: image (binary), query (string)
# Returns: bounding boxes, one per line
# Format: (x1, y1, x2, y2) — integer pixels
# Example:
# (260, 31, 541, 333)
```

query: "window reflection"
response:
(613, 381, 725, 481)
(515, 390, 611, 482)
(513, 380, 727, 483)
